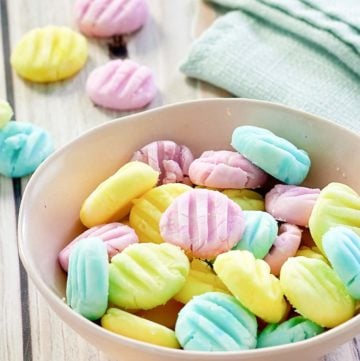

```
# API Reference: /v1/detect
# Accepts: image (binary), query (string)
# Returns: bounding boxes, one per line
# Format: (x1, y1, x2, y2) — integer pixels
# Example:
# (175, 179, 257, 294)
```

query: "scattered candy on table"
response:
(74, 0, 149, 37)
(86, 59, 157, 110)
(11, 26, 88, 83)
(59, 125, 360, 351)
(0, 121, 54, 178)
(0, 99, 13, 129)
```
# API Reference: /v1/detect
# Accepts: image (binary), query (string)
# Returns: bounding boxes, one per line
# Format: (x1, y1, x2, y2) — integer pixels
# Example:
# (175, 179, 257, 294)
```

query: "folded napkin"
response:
(181, 0, 360, 130)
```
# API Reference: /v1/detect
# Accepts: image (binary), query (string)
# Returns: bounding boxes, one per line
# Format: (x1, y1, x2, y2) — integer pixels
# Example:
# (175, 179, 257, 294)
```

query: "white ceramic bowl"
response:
(18, 99, 360, 361)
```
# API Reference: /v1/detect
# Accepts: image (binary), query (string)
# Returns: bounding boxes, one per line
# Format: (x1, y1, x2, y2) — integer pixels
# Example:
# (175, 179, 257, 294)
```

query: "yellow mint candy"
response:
(309, 182, 360, 253)
(0, 100, 13, 128)
(137, 299, 184, 329)
(295, 246, 329, 264)
(80, 161, 159, 228)
(213, 250, 288, 323)
(129, 183, 192, 244)
(120, 217, 130, 226)
(11, 26, 88, 83)
(222, 189, 265, 211)
(101, 308, 180, 349)
(109, 243, 189, 310)
(174, 259, 230, 304)
(356, 301, 360, 315)
(280, 257, 355, 328)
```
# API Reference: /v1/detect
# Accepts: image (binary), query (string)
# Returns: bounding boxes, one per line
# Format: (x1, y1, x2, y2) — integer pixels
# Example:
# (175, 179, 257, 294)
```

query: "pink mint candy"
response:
(58, 222, 138, 271)
(74, 0, 149, 37)
(265, 184, 320, 227)
(159, 189, 245, 259)
(264, 223, 302, 276)
(189, 150, 268, 189)
(86, 59, 156, 110)
(131, 140, 194, 185)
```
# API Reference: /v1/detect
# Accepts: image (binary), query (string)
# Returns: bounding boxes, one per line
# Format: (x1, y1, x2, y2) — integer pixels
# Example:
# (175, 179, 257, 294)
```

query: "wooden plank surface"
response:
(0, 0, 359, 360)
(0, 2, 24, 361)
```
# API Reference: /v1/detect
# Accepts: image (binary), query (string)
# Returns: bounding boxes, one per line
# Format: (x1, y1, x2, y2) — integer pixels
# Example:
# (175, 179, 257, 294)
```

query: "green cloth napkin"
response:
(181, 0, 360, 130)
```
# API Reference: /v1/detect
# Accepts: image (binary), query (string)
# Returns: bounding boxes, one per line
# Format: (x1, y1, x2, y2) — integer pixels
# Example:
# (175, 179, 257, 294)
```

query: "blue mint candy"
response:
(0, 121, 53, 177)
(175, 292, 257, 351)
(66, 237, 109, 320)
(232, 210, 277, 259)
(231, 126, 310, 185)
(257, 316, 324, 348)
(323, 226, 360, 300)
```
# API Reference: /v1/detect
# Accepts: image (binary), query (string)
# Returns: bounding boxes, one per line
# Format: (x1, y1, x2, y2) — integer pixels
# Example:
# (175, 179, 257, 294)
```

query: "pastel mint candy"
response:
(309, 182, 360, 254)
(280, 256, 355, 328)
(0, 99, 13, 128)
(232, 210, 277, 259)
(66, 237, 109, 320)
(109, 243, 189, 310)
(214, 250, 288, 323)
(323, 227, 360, 299)
(231, 126, 310, 185)
(257, 316, 324, 348)
(175, 292, 257, 351)
(0, 121, 53, 177)
(222, 189, 265, 211)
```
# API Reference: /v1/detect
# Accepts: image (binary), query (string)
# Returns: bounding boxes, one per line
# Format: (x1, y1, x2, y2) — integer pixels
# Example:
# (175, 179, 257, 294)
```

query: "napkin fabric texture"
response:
(181, 0, 360, 130)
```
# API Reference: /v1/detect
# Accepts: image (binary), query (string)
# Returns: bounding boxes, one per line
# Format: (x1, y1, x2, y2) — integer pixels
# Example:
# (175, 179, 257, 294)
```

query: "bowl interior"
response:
(18, 99, 360, 360)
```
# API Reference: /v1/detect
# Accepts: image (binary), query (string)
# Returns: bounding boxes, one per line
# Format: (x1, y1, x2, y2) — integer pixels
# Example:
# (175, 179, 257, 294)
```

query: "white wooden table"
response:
(0, 1, 359, 360)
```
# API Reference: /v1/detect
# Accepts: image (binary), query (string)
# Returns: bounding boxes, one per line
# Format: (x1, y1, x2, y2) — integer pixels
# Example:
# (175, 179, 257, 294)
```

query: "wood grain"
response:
(0, 175, 23, 361)
(0, 0, 359, 360)
(0, 3, 24, 361)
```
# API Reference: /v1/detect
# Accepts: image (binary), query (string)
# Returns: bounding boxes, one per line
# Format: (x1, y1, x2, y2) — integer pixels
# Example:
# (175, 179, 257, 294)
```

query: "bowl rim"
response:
(18, 97, 360, 357)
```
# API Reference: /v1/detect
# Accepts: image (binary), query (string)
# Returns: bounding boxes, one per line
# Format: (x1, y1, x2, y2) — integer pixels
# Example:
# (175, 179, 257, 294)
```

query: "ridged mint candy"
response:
(109, 243, 189, 309)
(129, 183, 192, 244)
(323, 227, 360, 299)
(232, 210, 277, 259)
(231, 126, 310, 185)
(0, 99, 13, 128)
(0, 121, 53, 177)
(280, 256, 355, 328)
(160, 189, 245, 259)
(309, 182, 360, 253)
(214, 250, 288, 323)
(257, 316, 324, 348)
(175, 292, 257, 351)
(66, 237, 109, 320)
